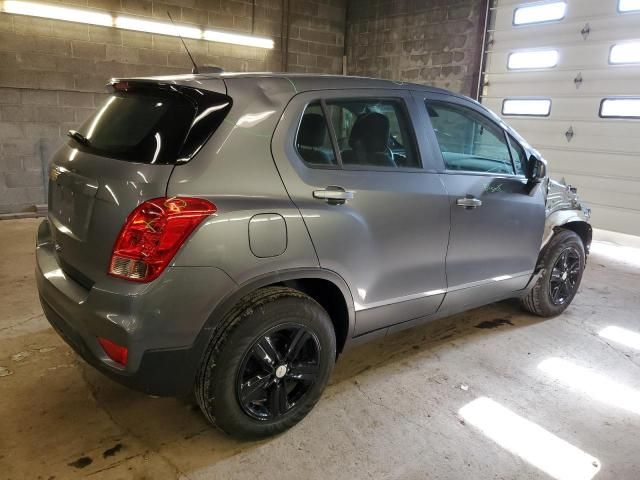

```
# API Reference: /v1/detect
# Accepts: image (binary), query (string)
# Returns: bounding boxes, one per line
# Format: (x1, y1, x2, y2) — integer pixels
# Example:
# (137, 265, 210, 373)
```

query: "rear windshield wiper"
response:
(67, 130, 90, 146)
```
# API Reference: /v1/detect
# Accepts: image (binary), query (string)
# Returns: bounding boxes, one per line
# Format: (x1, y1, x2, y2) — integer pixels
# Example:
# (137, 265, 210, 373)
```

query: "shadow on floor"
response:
(76, 298, 546, 473)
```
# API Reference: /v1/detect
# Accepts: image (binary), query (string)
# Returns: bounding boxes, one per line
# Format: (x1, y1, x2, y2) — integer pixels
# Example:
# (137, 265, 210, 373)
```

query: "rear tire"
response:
(521, 229, 585, 317)
(194, 287, 336, 440)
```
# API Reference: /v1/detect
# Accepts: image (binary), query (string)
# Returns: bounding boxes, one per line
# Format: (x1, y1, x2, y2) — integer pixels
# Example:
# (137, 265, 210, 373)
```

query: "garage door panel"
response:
(576, 186, 640, 212)
(484, 66, 640, 89)
(582, 205, 640, 236)
(492, 1, 619, 32)
(542, 149, 640, 182)
(483, 1, 640, 236)
(491, 18, 640, 49)
(518, 131, 640, 155)
(496, 117, 640, 143)
(552, 170, 640, 198)
(485, 97, 640, 127)
(482, 74, 640, 97)
(486, 44, 620, 75)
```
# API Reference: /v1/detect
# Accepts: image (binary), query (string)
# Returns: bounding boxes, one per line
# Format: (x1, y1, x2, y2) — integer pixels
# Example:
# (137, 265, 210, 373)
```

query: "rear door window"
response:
(295, 102, 338, 167)
(325, 99, 420, 169)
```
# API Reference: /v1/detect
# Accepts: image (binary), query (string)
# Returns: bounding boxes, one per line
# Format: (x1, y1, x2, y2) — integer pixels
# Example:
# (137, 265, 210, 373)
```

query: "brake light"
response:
(109, 197, 216, 282)
(98, 337, 128, 366)
(112, 81, 129, 91)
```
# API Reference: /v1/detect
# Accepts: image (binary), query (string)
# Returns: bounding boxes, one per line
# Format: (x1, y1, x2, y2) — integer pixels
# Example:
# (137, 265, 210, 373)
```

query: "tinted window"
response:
(72, 87, 231, 164)
(427, 101, 515, 175)
(74, 90, 194, 164)
(325, 99, 420, 168)
(507, 134, 527, 175)
(295, 102, 337, 166)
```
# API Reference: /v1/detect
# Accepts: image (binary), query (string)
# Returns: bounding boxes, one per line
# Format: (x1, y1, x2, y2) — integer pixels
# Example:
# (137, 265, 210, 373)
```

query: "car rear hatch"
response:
(47, 78, 231, 287)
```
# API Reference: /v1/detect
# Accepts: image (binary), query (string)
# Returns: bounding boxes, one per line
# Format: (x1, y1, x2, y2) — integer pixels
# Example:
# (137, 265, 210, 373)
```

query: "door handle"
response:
(313, 186, 355, 205)
(456, 196, 482, 209)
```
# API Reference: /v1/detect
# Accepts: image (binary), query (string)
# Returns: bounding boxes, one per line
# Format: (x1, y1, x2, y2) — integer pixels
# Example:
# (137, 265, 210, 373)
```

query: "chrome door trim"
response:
(354, 271, 531, 312)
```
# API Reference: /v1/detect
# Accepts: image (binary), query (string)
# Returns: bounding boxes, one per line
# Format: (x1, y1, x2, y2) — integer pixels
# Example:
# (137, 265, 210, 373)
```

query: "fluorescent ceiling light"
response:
(600, 98, 640, 118)
(619, 0, 640, 12)
(508, 50, 559, 69)
(599, 326, 640, 350)
(204, 29, 274, 49)
(115, 16, 201, 40)
(2, 0, 112, 26)
(0, 0, 274, 49)
(502, 98, 551, 116)
(514, 1, 567, 25)
(610, 42, 640, 64)
(459, 397, 600, 480)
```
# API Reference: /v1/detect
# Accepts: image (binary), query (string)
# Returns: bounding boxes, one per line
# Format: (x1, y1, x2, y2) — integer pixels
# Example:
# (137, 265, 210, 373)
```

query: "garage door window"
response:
(427, 101, 515, 175)
(609, 42, 640, 64)
(513, 1, 566, 25)
(599, 98, 640, 119)
(508, 49, 559, 69)
(619, 0, 640, 13)
(502, 98, 552, 116)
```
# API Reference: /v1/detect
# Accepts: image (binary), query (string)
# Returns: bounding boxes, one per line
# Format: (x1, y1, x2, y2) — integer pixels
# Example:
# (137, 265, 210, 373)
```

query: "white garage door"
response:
(482, 0, 640, 236)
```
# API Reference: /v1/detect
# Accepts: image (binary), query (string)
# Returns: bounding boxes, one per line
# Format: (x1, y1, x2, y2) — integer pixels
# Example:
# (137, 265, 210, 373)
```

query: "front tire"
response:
(521, 229, 585, 317)
(195, 287, 336, 439)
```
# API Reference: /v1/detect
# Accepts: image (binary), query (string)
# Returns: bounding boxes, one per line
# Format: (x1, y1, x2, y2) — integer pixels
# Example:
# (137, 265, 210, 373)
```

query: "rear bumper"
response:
(36, 219, 237, 396)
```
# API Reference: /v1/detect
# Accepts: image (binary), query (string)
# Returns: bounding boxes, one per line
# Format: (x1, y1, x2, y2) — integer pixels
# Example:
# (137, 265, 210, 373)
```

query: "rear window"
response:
(72, 85, 231, 164)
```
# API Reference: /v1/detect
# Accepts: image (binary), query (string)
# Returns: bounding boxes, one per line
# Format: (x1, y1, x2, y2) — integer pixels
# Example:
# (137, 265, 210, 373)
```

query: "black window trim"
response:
(505, 132, 529, 178)
(320, 99, 344, 168)
(294, 96, 424, 173)
(426, 99, 521, 178)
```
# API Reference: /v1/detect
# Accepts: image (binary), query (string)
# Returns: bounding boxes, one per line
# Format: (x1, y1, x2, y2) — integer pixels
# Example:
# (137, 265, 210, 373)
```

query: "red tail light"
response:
(98, 337, 128, 366)
(109, 197, 216, 282)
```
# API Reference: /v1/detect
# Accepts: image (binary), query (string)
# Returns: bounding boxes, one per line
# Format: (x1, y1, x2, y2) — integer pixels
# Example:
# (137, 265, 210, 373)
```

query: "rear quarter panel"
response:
(167, 77, 319, 284)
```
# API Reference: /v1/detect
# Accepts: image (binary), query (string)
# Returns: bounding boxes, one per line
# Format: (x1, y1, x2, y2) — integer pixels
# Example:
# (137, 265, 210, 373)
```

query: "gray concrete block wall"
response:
(0, 0, 346, 214)
(346, 0, 485, 97)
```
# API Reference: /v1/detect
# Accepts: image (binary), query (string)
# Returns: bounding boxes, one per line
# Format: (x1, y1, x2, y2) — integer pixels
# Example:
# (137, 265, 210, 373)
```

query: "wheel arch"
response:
(195, 268, 355, 364)
(542, 209, 592, 254)
(556, 221, 592, 254)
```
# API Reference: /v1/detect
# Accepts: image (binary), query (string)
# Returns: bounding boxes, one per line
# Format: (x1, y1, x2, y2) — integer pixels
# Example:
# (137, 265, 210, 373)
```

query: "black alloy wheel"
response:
(520, 229, 586, 317)
(549, 247, 581, 305)
(236, 323, 321, 420)
(195, 286, 336, 439)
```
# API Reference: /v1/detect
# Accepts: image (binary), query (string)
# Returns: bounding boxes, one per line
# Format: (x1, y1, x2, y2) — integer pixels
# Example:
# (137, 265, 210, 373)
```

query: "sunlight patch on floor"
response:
(459, 397, 600, 480)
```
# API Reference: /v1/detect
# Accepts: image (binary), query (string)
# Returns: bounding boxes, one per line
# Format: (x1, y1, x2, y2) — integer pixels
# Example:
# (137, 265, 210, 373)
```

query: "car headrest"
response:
(298, 113, 327, 148)
(349, 112, 390, 153)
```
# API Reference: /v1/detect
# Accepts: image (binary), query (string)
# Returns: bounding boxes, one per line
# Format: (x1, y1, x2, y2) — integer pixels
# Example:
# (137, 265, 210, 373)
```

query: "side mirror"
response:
(527, 154, 547, 183)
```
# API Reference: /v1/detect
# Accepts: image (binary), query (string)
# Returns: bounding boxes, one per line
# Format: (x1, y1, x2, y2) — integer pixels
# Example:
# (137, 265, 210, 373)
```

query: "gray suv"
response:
(36, 73, 591, 439)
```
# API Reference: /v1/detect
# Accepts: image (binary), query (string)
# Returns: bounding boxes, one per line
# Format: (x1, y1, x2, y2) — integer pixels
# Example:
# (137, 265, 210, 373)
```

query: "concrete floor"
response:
(2, 218, 640, 480)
